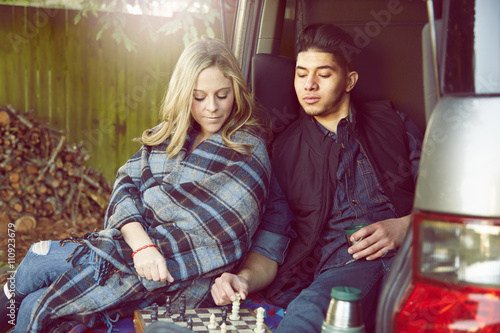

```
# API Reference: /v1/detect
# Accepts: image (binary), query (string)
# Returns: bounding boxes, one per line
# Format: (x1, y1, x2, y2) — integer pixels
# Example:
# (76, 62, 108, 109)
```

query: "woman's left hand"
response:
(133, 246, 174, 282)
(120, 222, 174, 282)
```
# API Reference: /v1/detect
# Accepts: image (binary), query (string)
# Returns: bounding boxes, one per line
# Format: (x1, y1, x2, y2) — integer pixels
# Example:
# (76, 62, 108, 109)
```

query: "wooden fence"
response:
(0, 5, 216, 181)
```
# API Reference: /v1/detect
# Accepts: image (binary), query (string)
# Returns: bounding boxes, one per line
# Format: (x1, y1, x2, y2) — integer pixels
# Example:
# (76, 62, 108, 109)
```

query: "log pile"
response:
(0, 105, 113, 233)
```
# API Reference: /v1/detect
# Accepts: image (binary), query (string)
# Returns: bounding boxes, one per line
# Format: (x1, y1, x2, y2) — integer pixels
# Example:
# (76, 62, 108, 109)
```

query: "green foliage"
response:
(0, 252, 6, 268)
(74, 0, 220, 52)
(0, 0, 220, 52)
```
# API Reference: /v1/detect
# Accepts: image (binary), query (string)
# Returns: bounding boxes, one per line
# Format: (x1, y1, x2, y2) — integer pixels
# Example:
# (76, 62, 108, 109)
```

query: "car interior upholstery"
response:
(252, 0, 437, 136)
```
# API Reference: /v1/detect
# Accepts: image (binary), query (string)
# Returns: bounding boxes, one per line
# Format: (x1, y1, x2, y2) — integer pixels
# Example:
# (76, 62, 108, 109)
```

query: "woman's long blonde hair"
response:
(140, 36, 267, 157)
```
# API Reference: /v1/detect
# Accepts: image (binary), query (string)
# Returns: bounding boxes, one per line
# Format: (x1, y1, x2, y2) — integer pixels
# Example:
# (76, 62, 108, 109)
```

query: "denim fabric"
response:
(315, 109, 422, 273)
(251, 172, 294, 264)
(275, 256, 395, 333)
(251, 230, 291, 265)
(12, 241, 84, 332)
(314, 114, 396, 271)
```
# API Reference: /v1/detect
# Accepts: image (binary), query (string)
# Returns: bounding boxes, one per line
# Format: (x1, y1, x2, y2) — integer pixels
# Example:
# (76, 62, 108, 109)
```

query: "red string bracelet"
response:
(131, 244, 158, 258)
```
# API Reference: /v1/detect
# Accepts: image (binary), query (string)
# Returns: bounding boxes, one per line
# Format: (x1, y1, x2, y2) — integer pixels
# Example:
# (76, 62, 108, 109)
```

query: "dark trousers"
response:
(275, 256, 395, 333)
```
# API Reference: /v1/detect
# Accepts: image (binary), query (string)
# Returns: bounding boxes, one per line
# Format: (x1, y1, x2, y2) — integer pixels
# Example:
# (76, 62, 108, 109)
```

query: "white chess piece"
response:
(220, 322, 227, 333)
(254, 307, 265, 333)
(207, 312, 217, 329)
(229, 293, 241, 320)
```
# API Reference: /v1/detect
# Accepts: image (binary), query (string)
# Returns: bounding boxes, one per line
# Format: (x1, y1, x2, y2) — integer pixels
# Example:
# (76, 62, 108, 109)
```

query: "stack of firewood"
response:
(0, 105, 112, 233)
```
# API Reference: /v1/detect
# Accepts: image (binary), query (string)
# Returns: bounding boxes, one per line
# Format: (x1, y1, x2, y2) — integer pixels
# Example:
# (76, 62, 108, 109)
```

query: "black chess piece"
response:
(164, 296, 172, 317)
(151, 303, 159, 322)
(186, 317, 193, 330)
(220, 306, 228, 325)
(179, 302, 186, 322)
(180, 294, 186, 308)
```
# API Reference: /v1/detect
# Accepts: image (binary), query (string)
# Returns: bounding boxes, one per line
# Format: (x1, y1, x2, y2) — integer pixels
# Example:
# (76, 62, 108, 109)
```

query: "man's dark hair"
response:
(296, 24, 356, 73)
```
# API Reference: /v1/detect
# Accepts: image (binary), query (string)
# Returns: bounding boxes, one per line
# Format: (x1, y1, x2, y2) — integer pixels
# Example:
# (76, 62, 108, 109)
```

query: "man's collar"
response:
(312, 104, 356, 135)
(348, 104, 357, 124)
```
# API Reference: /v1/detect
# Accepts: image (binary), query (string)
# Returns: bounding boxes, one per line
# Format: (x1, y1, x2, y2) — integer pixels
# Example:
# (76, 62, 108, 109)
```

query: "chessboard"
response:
(133, 307, 273, 333)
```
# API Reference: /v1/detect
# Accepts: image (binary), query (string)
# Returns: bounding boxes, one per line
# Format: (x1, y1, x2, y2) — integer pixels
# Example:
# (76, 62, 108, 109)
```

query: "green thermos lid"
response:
(331, 286, 362, 301)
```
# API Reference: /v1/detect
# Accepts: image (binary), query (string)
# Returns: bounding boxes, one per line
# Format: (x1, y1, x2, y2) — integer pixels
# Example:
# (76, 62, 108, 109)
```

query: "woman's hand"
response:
(132, 246, 173, 282)
(120, 222, 174, 282)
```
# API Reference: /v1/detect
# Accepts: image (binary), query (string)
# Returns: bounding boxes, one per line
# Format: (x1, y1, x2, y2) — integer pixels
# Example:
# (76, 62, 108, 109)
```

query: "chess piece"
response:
(254, 307, 265, 333)
(220, 306, 228, 325)
(179, 305, 186, 322)
(207, 312, 218, 329)
(220, 322, 227, 333)
(229, 293, 241, 320)
(179, 294, 187, 321)
(187, 317, 193, 330)
(151, 303, 158, 322)
(321, 286, 365, 333)
(164, 295, 172, 317)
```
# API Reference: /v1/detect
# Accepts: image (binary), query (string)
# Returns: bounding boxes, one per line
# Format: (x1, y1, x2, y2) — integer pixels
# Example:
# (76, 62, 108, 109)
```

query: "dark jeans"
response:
(275, 256, 395, 333)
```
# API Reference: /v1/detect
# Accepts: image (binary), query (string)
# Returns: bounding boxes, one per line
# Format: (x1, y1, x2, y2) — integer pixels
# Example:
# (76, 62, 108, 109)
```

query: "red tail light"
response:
(394, 211, 500, 332)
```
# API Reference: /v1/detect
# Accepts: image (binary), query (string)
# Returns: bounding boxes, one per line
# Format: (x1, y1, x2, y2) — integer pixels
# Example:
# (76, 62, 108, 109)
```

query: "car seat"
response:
(251, 53, 301, 136)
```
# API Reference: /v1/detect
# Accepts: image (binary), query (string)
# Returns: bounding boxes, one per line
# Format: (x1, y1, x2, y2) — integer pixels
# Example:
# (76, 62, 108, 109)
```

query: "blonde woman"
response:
(2, 36, 271, 332)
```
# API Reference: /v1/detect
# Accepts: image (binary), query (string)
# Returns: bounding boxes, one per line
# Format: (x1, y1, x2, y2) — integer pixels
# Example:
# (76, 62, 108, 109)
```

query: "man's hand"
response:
(211, 252, 278, 306)
(133, 246, 174, 282)
(211, 273, 249, 305)
(347, 215, 411, 260)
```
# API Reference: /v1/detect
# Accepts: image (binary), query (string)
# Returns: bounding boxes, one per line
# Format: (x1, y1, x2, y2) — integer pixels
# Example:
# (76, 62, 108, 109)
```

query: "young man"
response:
(211, 24, 423, 333)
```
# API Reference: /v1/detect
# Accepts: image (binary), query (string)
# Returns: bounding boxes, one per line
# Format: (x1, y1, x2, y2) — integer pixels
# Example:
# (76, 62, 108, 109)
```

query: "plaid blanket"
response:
(26, 130, 271, 332)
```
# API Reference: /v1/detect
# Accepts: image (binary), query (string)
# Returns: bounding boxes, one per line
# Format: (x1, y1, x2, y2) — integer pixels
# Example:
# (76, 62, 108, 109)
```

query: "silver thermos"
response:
(321, 286, 365, 333)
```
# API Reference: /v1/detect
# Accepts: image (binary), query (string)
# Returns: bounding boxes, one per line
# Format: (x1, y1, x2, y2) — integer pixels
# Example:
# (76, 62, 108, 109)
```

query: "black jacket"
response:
(265, 101, 416, 301)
